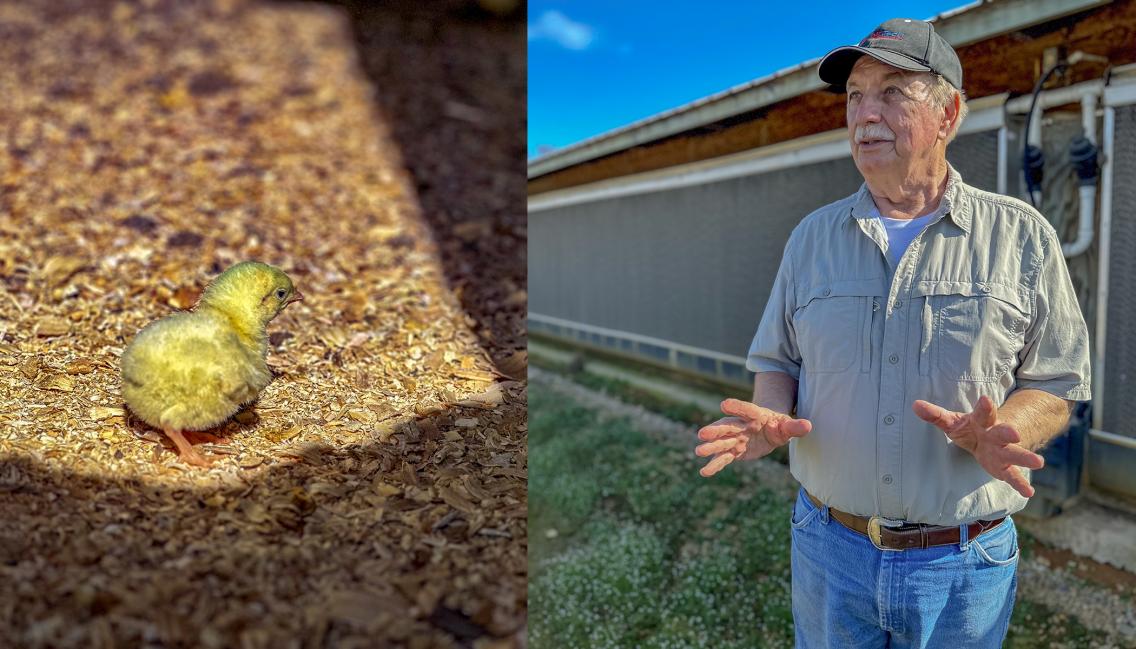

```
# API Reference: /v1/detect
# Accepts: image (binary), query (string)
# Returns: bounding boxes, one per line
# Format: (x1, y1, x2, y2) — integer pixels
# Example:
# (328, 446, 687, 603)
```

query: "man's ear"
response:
(941, 91, 960, 140)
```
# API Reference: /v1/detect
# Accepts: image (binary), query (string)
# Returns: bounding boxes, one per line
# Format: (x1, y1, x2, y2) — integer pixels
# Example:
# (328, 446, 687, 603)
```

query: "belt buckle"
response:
(867, 516, 903, 551)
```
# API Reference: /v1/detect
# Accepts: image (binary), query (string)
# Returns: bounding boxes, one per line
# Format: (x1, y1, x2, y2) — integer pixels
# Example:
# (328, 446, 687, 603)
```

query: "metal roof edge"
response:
(527, 58, 824, 178)
(528, 91, 1010, 213)
(527, 0, 1111, 181)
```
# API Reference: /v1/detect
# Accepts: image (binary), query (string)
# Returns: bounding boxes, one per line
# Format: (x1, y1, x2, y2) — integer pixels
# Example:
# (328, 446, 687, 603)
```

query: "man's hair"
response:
(927, 73, 968, 144)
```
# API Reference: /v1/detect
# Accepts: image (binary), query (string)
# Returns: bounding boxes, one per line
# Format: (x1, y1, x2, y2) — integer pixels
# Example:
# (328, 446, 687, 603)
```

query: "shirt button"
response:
(884, 415, 895, 425)
(882, 474, 893, 484)
(980, 284, 991, 293)
(889, 354, 899, 364)
(894, 300, 903, 309)
(823, 288, 832, 296)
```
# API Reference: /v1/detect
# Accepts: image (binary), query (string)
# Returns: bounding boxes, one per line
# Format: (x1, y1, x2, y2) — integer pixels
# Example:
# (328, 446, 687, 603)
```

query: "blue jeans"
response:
(790, 487, 1018, 648)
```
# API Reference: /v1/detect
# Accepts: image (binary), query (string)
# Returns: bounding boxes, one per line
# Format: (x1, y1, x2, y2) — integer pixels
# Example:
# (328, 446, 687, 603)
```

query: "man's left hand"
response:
(912, 396, 1045, 498)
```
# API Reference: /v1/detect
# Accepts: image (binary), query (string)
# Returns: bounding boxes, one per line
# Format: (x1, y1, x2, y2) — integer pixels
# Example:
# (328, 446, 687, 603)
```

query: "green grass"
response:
(529, 374, 1117, 648)
(1005, 599, 1110, 648)
(529, 380, 796, 648)
(530, 350, 791, 468)
(529, 353, 720, 427)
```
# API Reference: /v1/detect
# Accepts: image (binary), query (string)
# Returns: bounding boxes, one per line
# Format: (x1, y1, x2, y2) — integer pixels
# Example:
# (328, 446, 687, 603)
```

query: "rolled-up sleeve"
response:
(1015, 229, 1092, 401)
(746, 238, 802, 380)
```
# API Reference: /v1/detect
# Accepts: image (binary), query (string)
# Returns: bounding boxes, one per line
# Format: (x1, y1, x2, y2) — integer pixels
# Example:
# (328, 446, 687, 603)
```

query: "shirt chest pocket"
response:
(793, 280, 882, 374)
(911, 281, 1030, 382)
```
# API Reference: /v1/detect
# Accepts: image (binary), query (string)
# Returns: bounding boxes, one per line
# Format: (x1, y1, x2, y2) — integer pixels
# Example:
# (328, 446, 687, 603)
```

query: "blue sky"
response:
(528, 1, 971, 159)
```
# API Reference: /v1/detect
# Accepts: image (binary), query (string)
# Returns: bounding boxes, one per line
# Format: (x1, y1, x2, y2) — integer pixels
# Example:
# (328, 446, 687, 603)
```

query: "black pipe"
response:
(1022, 62, 1067, 208)
(1069, 135, 1098, 186)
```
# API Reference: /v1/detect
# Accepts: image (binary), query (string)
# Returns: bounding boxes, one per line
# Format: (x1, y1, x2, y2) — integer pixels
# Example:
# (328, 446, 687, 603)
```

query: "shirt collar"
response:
(845, 163, 971, 234)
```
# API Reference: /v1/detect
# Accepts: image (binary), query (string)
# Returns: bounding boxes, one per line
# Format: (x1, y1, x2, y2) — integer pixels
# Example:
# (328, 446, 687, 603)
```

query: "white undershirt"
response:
(874, 203, 945, 268)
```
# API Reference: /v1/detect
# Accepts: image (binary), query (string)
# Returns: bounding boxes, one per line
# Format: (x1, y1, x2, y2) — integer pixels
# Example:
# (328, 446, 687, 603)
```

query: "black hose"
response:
(1022, 62, 1067, 209)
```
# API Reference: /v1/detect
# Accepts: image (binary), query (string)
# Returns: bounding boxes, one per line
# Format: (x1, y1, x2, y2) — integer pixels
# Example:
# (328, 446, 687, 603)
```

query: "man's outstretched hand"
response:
(695, 398, 812, 478)
(913, 395, 1045, 498)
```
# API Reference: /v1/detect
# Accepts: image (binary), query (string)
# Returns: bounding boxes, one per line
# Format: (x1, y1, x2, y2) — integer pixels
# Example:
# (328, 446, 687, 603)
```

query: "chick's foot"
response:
(163, 428, 217, 467)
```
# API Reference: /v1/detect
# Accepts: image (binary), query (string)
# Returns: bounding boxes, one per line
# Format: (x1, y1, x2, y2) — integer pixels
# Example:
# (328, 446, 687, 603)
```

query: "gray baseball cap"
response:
(818, 18, 962, 90)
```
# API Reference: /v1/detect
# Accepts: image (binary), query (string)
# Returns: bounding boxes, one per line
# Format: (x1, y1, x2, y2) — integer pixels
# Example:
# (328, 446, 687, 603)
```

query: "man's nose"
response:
(851, 97, 884, 125)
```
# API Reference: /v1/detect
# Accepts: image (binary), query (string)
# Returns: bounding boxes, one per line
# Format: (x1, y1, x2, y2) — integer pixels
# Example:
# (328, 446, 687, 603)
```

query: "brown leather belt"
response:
(806, 491, 1005, 551)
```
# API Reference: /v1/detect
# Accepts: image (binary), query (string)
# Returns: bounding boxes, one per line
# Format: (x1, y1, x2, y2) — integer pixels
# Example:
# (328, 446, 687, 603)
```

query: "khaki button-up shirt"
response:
(747, 164, 1092, 525)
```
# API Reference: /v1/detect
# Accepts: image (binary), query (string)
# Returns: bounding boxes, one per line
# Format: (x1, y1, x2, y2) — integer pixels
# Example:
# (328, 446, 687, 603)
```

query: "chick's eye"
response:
(276, 288, 287, 300)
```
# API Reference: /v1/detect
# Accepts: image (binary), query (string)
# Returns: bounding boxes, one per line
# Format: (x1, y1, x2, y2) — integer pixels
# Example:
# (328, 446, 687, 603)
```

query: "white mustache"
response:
(854, 125, 896, 143)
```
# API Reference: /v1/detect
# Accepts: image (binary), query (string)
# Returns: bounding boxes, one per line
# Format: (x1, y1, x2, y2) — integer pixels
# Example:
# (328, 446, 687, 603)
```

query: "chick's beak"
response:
(286, 290, 304, 306)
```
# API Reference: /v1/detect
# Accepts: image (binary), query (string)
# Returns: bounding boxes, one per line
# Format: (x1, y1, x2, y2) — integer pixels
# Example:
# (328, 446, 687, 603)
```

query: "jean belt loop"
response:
(820, 503, 831, 525)
(958, 521, 970, 551)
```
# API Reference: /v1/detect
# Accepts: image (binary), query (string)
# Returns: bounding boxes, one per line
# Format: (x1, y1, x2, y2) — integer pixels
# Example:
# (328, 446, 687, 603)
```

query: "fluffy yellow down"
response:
(120, 261, 299, 432)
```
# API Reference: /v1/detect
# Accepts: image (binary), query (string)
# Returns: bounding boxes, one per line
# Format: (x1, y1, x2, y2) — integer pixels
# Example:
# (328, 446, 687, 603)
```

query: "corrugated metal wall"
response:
(529, 130, 1001, 367)
(529, 157, 862, 360)
(1094, 104, 1136, 497)
(1033, 114, 1100, 369)
(950, 130, 1000, 193)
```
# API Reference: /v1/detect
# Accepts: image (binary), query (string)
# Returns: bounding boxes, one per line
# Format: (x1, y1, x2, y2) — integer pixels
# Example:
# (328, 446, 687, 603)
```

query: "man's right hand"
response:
(695, 398, 812, 477)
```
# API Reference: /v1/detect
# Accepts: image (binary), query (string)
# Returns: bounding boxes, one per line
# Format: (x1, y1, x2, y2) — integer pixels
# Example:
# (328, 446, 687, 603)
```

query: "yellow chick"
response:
(121, 261, 303, 466)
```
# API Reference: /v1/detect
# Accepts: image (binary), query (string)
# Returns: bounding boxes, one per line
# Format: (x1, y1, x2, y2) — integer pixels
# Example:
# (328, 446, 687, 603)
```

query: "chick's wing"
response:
(122, 312, 270, 430)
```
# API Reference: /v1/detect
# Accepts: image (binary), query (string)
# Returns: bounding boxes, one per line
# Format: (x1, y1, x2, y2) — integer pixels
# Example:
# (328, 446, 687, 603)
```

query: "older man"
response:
(695, 18, 1091, 648)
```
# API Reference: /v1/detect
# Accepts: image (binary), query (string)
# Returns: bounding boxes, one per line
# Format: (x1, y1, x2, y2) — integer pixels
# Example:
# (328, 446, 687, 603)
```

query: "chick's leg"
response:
(182, 430, 231, 445)
(163, 427, 215, 467)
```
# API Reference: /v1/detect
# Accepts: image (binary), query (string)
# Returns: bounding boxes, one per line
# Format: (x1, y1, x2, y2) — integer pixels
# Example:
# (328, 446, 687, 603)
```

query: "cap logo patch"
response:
(859, 28, 904, 46)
